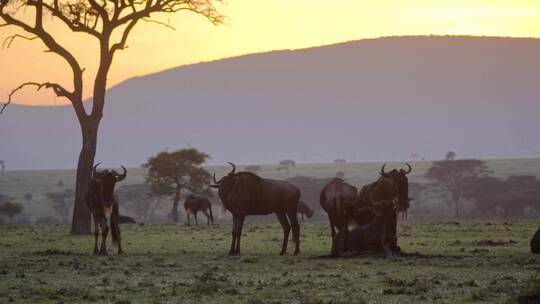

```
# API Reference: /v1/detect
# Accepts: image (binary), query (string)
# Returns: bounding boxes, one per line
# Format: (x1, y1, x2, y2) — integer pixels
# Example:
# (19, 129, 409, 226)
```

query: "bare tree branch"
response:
(2, 33, 38, 49)
(1, 81, 72, 114)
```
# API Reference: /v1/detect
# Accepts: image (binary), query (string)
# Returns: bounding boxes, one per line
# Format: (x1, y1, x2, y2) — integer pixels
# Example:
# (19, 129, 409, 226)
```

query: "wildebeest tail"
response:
(111, 201, 121, 245)
(209, 205, 214, 223)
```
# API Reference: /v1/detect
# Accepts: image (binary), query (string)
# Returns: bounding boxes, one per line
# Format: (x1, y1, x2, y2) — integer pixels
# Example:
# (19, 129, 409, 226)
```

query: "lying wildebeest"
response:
(331, 200, 398, 257)
(297, 200, 314, 221)
(531, 227, 540, 254)
(87, 163, 126, 255)
(211, 162, 301, 255)
(184, 194, 214, 226)
(320, 178, 358, 240)
(357, 164, 412, 251)
(119, 215, 136, 224)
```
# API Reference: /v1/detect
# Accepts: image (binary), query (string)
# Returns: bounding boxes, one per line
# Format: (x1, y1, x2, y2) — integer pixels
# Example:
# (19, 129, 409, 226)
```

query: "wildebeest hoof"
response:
(294, 250, 300, 255)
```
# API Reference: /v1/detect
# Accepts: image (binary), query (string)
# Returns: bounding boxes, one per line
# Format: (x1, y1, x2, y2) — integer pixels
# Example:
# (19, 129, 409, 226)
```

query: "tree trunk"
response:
(172, 188, 181, 223)
(452, 192, 461, 219)
(70, 121, 99, 234)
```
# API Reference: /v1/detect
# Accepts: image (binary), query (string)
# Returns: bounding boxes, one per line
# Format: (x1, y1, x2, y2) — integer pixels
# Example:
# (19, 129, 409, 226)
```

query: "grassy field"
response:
(1, 158, 540, 222)
(1, 220, 539, 303)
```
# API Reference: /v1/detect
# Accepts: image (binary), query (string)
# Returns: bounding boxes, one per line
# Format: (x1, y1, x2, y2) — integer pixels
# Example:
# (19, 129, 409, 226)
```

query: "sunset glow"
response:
(1, 0, 540, 105)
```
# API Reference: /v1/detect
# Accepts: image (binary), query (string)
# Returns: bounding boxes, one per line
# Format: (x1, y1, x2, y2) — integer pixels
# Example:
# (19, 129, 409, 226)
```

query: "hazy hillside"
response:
(1, 36, 540, 169)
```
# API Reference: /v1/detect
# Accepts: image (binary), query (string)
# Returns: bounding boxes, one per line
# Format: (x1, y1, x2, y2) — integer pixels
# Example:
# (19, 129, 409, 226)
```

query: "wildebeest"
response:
(320, 178, 358, 240)
(331, 200, 398, 257)
(184, 194, 214, 226)
(531, 227, 540, 254)
(357, 164, 412, 251)
(87, 163, 126, 255)
(211, 162, 301, 255)
(119, 215, 136, 224)
(297, 200, 314, 221)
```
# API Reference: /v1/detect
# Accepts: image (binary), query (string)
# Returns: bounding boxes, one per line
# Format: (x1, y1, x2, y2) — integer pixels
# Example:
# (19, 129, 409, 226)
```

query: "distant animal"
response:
(331, 200, 398, 257)
(119, 215, 136, 224)
(531, 227, 540, 254)
(297, 200, 314, 221)
(211, 162, 301, 255)
(87, 163, 126, 255)
(357, 164, 412, 251)
(334, 159, 347, 164)
(320, 178, 358, 240)
(279, 160, 296, 167)
(184, 194, 214, 226)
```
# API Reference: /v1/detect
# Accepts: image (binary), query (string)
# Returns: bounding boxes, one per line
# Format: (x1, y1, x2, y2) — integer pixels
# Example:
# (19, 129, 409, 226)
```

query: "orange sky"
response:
(1, 0, 540, 105)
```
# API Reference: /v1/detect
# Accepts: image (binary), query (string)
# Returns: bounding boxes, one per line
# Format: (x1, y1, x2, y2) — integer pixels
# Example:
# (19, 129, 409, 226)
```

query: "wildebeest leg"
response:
(202, 209, 211, 226)
(186, 209, 191, 226)
(194, 212, 199, 226)
(287, 210, 301, 255)
(235, 216, 245, 255)
(92, 215, 99, 255)
(229, 216, 239, 255)
(276, 212, 291, 255)
(99, 218, 109, 255)
(328, 215, 336, 240)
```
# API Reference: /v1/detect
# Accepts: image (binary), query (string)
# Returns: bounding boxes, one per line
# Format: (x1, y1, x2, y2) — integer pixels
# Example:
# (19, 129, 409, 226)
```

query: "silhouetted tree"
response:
(44, 189, 74, 224)
(143, 148, 212, 223)
(279, 160, 296, 167)
(117, 183, 164, 222)
(244, 165, 261, 174)
(57, 180, 65, 187)
(0, 160, 4, 175)
(425, 158, 489, 218)
(0, 0, 223, 234)
(445, 151, 457, 161)
(0, 201, 23, 224)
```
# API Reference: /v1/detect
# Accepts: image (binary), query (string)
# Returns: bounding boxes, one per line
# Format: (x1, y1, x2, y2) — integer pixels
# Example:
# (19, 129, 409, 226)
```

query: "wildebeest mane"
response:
(225, 172, 264, 210)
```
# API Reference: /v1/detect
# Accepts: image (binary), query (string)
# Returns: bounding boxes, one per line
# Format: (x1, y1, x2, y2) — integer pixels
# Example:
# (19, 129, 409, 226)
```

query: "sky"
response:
(1, 0, 540, 105)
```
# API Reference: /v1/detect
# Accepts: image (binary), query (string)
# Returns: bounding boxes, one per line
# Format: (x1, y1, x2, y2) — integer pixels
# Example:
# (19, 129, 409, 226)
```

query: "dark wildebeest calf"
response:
(119, 215, 136, 224)
(184, 194, 214, 226)
(297, 200, 314, 221)
(357, 164, 413, 252)
(87, 163, 126, 255)
(211, 162, 301, 255)
(320, 178, 358, 240)
(331, 200, 398, 257)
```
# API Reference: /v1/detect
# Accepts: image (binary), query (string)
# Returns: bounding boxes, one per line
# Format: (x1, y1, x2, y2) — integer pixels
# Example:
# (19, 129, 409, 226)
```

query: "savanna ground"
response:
(1, 220, 540, 304)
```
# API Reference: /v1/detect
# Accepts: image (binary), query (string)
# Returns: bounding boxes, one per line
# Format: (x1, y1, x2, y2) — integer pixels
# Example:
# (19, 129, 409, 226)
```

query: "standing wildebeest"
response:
(331, 200, 398, 257)
(357, 164, 412, 251)
(184, 194, 214, 226)
(87, 163, 126, 255)
(211, 162, 301, 255)
(320, 178, 358, 240)
(297, 200, 314, 221)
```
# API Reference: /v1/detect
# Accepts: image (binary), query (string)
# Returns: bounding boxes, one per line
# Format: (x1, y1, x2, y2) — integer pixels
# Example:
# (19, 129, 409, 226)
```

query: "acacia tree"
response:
(0, 0, 223, 234)
(143, 148, 212, 223)
(117, 183, 164, 222)
(425, 158, 489, 218)
(44, 188, 75, 223)
(0, 201, 24, 224)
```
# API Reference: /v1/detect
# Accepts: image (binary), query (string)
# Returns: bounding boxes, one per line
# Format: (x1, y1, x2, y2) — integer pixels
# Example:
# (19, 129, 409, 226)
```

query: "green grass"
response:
(1, 220, 539, 303)
(2, 158, 540, 222)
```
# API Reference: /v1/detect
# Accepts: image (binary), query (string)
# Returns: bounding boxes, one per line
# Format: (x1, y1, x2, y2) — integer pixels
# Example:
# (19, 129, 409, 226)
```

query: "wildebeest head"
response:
(210, 162, 238, 198)
(380, 164, 412, 210)
(92, 163, 127, 205)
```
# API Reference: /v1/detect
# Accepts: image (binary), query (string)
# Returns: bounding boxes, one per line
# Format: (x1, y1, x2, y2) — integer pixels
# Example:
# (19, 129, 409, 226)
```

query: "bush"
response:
(35, 216, 60, 225)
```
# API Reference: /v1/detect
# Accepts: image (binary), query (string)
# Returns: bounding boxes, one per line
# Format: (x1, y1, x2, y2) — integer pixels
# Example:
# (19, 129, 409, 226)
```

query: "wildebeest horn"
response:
(213, 172, 219, 184)
(227, 162, 236, 175)
(404, 163, 412, 174)
(115, 166, 127, 181)
(380, 164, 390, 177)
(93, 163, 101, 175)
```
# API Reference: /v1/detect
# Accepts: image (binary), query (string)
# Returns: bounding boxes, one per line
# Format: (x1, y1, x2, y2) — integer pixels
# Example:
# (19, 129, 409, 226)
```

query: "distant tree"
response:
(334, 159, 347, 164)
(336, 171, 345, 179)
(425, 159, 489, 218)
(24, 193, 33, 203)
(143, 148, 212, 223)
(44, 189, 74, 224)
(57, 180, 65, 187)
(445, 151, 457, 161)
(279, 160, 296, 167)
(464, 175, 540, 218)
(0, 201, 23, 224)
(0, 160, 4, 175)
(0, 0, 223, 235)
(117, 183, 164, 222)
(244, 165, 261, 174)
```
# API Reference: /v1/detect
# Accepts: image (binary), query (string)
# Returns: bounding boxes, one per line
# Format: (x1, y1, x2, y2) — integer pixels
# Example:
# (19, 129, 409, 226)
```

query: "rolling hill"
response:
(1, 36, 540, 169)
